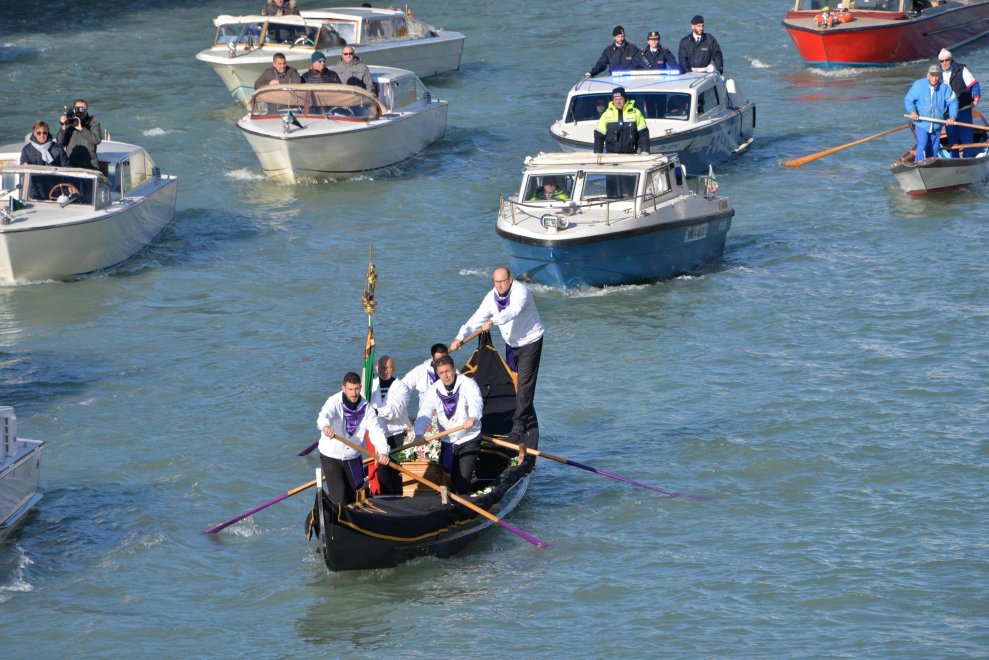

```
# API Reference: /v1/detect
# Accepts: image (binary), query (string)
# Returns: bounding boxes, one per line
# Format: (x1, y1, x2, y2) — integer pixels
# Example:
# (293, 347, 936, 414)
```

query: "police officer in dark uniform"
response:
(586, 26, 640, 77)
(635, 31, 681, 72)
(678, 15, 724, 75)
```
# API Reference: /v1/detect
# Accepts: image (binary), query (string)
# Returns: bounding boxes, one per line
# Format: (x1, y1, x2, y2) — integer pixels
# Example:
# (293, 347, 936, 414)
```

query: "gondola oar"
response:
(327, 431, 548, 548)
(781, 123, 912, 167)
(902, 114, 988, 131)
(486, 436, 710, 501)
(450, 327, 484, 351)
(947, 142, 989, 150)
(205, 479, 318, 534)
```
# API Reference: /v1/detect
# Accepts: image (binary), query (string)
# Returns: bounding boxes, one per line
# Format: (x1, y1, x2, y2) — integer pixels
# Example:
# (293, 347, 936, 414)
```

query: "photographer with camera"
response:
(57, 99, 102, 170)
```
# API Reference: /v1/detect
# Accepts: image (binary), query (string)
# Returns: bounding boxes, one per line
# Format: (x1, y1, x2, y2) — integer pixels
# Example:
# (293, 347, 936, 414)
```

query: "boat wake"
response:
(0, 546, 34, 603)
(749, 58, 771, 69)
(142, 127, 170, 137)
(224, 168, 267, 181)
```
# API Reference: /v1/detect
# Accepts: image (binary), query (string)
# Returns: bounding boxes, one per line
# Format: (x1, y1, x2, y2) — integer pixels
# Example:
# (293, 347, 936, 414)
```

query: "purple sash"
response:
(344, 456, 365, 489)
(342, 400, 367, 436)
(494, 289, 511, 312)
(437, 387, 460, 418)
(505, 344, 518, 372)
(427, 369, 438, 385)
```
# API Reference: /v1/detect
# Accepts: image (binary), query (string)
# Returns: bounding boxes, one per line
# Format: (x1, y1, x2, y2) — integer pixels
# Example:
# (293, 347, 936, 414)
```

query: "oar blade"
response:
(496, 518, 549, 548)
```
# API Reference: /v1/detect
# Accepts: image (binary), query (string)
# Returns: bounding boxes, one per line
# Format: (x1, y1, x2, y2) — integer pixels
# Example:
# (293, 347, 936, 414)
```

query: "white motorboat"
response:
(0, 141, 178, 283)
(237, 67, 448, 181)
(496, 152, 734, 289)
(549, 70, 756, 174)
(196, 6, 464, 107)
(0, 407, 45, 543)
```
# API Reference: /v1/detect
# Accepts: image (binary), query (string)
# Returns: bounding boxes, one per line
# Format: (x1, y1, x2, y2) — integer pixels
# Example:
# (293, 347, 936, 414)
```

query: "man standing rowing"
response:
(450, 267, 544, 442)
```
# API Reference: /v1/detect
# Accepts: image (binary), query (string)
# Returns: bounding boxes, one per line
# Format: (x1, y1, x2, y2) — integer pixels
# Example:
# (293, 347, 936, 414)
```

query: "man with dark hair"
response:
(260, 0, 299, 16)
(57, 99, 101, 170)
(414, 356, 483, 494)
(316, 372, 391, 506)
(594, 87, 650, 154)
(401, 343, 449, 396)
(451, 267, 544, 441)
(371, 355, 412, 496)
(678, 15, 724, 74)
(586, 25, 640, 78)
(254, 52, 303, 89)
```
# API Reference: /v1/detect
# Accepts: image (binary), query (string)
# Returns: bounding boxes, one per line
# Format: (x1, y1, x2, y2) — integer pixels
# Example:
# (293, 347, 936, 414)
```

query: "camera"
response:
(64, 105, 80, 120)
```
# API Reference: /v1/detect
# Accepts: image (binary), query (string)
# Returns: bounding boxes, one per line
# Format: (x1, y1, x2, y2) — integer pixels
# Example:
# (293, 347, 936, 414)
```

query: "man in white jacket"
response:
(450, 267, 544, 441)
(370, 355, 412, 495)
(316, 372, 390, 506)
(414, 356, 483, 494)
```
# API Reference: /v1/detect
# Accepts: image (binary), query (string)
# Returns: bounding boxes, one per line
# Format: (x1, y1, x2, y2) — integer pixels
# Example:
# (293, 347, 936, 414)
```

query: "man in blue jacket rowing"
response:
(904, 64, 958, 162)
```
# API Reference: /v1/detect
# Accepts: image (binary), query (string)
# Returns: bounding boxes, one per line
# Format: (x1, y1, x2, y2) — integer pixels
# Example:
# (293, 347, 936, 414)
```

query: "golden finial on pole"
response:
(362, 243, 377, 316)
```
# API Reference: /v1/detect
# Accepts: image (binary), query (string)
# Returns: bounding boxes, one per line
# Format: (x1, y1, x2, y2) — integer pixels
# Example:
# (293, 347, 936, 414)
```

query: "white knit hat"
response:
(938, 48, 952, 60)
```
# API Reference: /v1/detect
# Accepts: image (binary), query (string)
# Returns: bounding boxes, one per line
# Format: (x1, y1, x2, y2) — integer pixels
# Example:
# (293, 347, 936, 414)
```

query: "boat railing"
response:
(500, 193, 657, 227)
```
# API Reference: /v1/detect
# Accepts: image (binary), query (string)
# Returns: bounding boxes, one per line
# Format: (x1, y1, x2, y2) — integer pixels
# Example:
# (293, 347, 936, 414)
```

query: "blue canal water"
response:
(2, 0, 988, 656)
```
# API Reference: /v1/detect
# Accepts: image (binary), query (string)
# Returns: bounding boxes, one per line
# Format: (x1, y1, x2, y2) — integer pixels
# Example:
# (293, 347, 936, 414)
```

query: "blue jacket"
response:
(589, 41, 640, 77)
(635, 46, 681, 72)
(904, 78, 958, 133)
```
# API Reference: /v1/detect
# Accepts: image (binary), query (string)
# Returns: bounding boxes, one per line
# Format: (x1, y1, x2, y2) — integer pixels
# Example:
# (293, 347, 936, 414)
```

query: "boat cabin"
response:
(303, 7, 438, 45)
(562, 71, 736, 126)
(211, 15, 345, 52)
(0, 142, 163, 215)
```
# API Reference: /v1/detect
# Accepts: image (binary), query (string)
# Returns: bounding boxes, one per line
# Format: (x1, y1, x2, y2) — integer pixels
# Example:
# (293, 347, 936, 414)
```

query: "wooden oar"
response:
(450, 327, 484, 351)
(947, 142, 989, 150)
(486, 436, 710, 501)
(205, 479, 318, 534)
(781, 123, 911, 168)
(327, 431, 548, 548)
(902, 114, 988, 131)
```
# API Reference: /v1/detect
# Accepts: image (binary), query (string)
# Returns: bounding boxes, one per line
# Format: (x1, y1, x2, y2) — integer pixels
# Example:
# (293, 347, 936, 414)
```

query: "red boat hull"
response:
(783, 2, 989, 66)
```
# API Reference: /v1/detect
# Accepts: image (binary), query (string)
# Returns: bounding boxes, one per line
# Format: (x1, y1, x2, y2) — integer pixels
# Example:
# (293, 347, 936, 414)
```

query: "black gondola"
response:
(305, 332, 539, 571)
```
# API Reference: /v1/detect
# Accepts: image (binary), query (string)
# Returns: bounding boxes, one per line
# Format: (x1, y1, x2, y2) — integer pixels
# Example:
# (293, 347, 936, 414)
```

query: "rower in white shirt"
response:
(370, 355, 412, 496)
(413, 356, 483, 494)
(450, 267, 544, 442)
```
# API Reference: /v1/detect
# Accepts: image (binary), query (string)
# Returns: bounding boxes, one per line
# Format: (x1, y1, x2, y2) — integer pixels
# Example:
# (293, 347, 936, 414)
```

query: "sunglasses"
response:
(342, 51, 354, 56)
(34, 130, 48, 135)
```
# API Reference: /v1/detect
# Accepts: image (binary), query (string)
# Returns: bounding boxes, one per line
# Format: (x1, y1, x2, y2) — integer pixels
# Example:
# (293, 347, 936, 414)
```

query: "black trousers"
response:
(319, 455, 364, 507)
(376, 433, 406, 496)
(512, 337, 543, 433)
(442, 438, 481, 495)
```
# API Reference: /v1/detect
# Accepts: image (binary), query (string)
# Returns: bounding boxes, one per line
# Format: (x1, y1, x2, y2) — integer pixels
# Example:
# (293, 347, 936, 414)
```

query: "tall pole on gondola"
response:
(361, 244, 377, 402)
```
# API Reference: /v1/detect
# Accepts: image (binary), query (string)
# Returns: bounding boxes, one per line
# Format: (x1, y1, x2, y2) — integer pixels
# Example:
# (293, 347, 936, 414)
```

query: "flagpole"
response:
(361, 244, 377, 402)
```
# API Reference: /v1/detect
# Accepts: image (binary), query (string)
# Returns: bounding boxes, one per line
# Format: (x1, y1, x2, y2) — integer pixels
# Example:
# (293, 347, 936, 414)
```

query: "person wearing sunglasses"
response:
(330, 47, 376, 95)
(937, 49, 981, 158)
(56, 99, 102, 170)
(301, 51, 342, 84)
(20, 120, 69, 167)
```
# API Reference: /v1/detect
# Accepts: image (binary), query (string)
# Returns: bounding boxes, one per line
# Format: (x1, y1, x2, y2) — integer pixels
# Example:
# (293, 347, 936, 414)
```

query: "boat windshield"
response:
(250, 87, 381, 119)
(214, 21, 265, 47)
(581, 172, 639, 201)
(213, 20, 328, 48)
(22, 172, 98, 207)
(523, 174, 576, 201)
(567, 92, 692, 121)
(326, 20, 357, 44)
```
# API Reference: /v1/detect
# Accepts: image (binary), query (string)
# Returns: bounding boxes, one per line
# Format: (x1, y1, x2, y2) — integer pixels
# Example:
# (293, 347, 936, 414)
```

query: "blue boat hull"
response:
(497, 212, 733, 289)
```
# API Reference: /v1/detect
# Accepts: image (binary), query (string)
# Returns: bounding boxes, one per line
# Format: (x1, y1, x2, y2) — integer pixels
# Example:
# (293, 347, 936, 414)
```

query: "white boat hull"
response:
(239, 102, 448, 181)
(0, 179, 178, 282)
(890, 152, 989, 193)
(198, 36, 463, 107)
(0, 438, 45, 543)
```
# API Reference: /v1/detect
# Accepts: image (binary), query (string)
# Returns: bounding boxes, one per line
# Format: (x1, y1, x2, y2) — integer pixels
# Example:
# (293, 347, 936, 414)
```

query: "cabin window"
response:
(581, 173, 639, 200)
(392, 79, 417, 107)
(645, 168, 672, 199)
(567, 93, 692, 121)
(315, 26, 345, 49)
(523, 174, 575, 201)
(24, 173, 95, 205)
(328, 21, 357, 44)
(305, 88, 380, 119)
(95, 181, 111, 210)
(265, 22, 315, 47)
(566, 95, 613, 122)
(697, 87, 720, 115)
(215, 22, 264, 47)
(1, 172, 17, 194)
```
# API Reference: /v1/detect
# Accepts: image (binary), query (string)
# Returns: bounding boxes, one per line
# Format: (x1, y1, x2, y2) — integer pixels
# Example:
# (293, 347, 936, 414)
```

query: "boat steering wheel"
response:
(294, 36, 314, 46)
(330, 106, 354, 117)
(49, 183, 81, 201)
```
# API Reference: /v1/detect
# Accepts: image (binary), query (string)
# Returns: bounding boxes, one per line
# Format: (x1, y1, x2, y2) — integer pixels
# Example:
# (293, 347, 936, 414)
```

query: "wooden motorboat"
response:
(0, 407, 45, 543)
(0, 141, 178, 283)
(496, 152, 734, 288)
(307, 333, 538, 571)
(783, 0, 989, 67)
(549, 70, 755, 174)
(236, 68, 448, 181)
(196, 6, 464, 107)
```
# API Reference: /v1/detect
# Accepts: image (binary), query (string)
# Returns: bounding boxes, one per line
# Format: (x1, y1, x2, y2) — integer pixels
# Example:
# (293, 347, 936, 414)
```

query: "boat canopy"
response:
(211, 15, 345, 50)
(248, 83, 388, 119)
